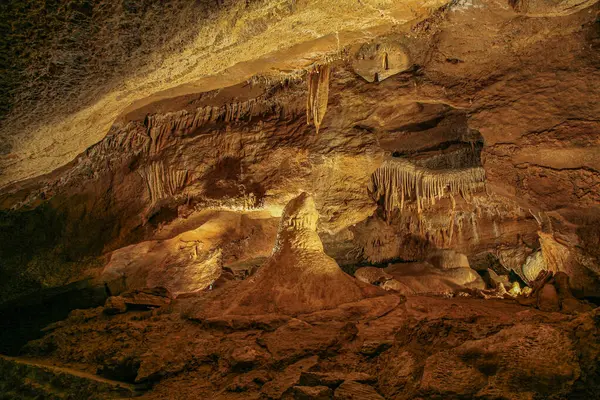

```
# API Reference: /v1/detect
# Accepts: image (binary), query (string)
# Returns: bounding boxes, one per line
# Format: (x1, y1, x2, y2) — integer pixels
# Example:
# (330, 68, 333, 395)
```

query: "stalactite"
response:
(306, 64, 331, 134)
(145, 98, 288, 155)
(369, 158, 486, 220)
(138, 161, 188, 203)
(95, 124, 149, 158)
(448, 194, 456, 245)
(471, 214, 480, 244)
(248, 70, 305, 87)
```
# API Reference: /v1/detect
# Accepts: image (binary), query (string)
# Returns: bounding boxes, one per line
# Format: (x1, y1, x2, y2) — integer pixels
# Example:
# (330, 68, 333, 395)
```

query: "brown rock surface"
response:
(334, 381, 384, 399)
(420, 324, 581, 399)
(5, 293, 598, 399)
(381, 261, 485, 295)
(2, 2, 600, 399)
(120, 287, 172, 309)
(292, 385, 333, 400)
(103, 296, 127, 315)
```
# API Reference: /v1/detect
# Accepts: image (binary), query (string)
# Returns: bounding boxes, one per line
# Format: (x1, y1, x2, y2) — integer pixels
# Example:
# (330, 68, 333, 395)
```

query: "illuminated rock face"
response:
(0, 0, 599, 303)
(2, 3, 600, 399)
(225, 192, 381, 315)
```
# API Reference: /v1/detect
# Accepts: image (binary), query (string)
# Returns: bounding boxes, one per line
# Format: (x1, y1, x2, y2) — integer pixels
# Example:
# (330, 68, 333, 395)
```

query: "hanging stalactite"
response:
(306, 64, 331, 134)
(381, 51, 388, 71)
(145, 98, 288, 155)
(368, 157, 486, 220)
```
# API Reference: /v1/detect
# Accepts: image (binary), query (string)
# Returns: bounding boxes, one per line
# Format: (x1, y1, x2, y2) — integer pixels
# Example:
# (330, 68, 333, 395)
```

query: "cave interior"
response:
(0, 1, 600, 399)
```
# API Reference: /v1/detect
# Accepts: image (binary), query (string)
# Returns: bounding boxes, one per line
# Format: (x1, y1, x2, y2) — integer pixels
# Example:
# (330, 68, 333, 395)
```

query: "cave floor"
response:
(2, 293, 599, 399)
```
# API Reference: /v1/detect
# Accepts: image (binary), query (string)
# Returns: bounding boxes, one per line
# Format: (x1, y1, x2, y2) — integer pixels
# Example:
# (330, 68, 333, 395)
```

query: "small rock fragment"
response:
(300, 371, 375, 388)
(229, 346, 263, 371)
(120, 287, 172, 309)
(334, 381, 384, 399)
(292, 385, 332, 400)
(360, 340, 393, 356)
(103, 296, 127, 314)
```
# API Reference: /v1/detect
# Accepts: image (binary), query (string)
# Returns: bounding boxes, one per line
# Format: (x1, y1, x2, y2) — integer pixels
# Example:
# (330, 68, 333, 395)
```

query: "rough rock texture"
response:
(98, 210, 279, 295)
(354, 267, 393, 286)
(5, 294, 598, 399)
(0, 0, 451, 187)
(104, 296, 127, 315)
(420, 324, 581, 399)
(381, 261, 485, 295)
(209, 193, 382, 316)
(517, 270, 594, 314)
(0, 355, 143, 399)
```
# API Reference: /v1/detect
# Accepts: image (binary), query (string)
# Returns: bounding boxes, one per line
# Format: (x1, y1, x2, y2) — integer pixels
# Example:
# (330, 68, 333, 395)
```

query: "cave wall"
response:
(0, 0, 599, 302)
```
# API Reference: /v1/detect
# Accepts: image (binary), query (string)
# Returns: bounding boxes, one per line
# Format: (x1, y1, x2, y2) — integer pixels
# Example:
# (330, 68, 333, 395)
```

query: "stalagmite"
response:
(306, 64, 331, 134)
(368, 158, 486, 219)
(217, 193, 380, 315)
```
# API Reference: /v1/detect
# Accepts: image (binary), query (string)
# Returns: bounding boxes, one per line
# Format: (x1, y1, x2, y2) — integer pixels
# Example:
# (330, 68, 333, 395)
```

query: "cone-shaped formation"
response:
(369, 158, 486, 219)
(225, 192, 380, 315)
(306, 64, 331, 134)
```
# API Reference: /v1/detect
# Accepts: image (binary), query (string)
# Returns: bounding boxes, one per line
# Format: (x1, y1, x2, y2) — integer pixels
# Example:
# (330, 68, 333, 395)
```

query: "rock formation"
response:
(369, 157, 486, 218)
(1, 1, 600, 398)
(306, 64, 332, 134)
(222, 192, 381, 315)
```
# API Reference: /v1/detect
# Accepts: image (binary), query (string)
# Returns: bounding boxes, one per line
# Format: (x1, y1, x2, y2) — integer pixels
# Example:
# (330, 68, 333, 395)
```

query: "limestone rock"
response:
(484, 268, 511, 289)
(427, 250, 470, 270)
(381, 279, 414, 294)
(333, 381, 384, 400)
(522, 250, 547, 283)
(377, 350, 418, 397)
(0, 355, 140, 399)
(261, 319, 355, 363)
(383, 261, 485, 295)
(420, 324, 581, 399)
(200, 314, 291, 332)
(421, 351, 487, 396)
(120, 287, 172, 309)
(292, 385, 332, 400)
(360, 340, 393, 356)
(228, 346, 265, 371)
(227, 370, 272, 392)
(260, 356, 318, 399)
(299, 371, 375, 388)
(508, 281, 522, 297)
(554, 272, 593, 313)
(297, 294, 404, 324)
(103, 296, 127, 315)
(354, 267, 393, 286)
(11, 289, 599, 399)
(351, 41, 410, 83)
(510, 0, 598, 16)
